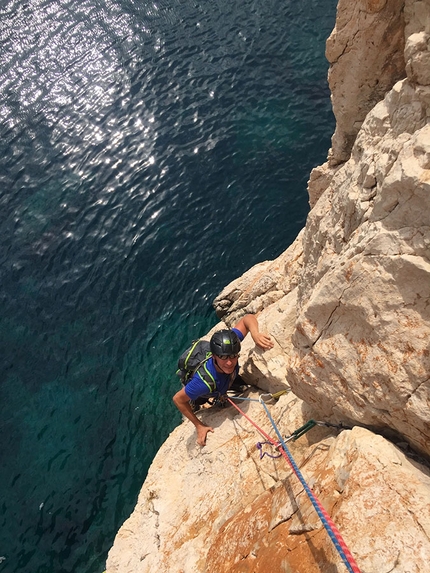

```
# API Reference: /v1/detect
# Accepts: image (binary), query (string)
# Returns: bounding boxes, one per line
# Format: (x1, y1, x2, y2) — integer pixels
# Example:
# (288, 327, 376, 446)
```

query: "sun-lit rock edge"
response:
(106, 391, 430, 573)
(106, 1, 430, 571)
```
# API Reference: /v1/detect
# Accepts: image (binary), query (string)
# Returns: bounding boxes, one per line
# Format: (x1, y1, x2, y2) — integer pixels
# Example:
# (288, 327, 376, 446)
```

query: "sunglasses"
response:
(217, 354, 239, 360)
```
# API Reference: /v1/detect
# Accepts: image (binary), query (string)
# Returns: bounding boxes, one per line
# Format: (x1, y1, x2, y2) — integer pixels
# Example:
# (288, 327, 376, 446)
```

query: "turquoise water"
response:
(0, 1, 336, 571)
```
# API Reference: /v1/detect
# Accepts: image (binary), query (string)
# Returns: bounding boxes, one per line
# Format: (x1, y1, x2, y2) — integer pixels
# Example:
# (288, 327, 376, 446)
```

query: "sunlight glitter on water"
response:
(0, 1, 337, 571)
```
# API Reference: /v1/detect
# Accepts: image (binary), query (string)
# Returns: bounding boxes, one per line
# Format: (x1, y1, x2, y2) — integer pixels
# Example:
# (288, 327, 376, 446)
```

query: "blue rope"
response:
(259, 399, 358, 573)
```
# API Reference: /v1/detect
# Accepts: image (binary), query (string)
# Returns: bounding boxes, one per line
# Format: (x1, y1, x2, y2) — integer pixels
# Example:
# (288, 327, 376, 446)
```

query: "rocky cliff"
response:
(106, 1, 430, 571)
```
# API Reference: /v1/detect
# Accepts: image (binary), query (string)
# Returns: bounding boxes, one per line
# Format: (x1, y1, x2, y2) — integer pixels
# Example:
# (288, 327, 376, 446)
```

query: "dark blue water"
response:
(0, 1, 336, 571)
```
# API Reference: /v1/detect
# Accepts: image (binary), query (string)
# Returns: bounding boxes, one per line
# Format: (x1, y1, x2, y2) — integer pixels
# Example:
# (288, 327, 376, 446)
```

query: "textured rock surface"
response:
(307, 161, 339, 208)
(206, 424, 430, 573)
(213, 230, 304, 321)
(106, 393, 430, 573)
(289, 85, 430, 457)
(325, 0, 406, 165)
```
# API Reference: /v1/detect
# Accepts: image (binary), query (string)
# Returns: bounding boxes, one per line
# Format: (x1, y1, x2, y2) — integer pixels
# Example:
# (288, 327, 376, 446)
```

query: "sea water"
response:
(0, 1, 336, 571)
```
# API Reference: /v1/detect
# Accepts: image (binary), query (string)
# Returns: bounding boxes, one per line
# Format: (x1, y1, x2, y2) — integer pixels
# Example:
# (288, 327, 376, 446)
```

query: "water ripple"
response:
(0, 0, 336, 571)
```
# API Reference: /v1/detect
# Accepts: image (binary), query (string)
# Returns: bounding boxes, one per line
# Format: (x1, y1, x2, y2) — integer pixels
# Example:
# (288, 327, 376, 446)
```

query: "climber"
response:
(172, 314, 273, 446)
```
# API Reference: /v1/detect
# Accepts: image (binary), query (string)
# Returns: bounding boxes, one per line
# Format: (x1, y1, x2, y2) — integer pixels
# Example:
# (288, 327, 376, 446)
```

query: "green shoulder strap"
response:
(195, 360, 217, 393)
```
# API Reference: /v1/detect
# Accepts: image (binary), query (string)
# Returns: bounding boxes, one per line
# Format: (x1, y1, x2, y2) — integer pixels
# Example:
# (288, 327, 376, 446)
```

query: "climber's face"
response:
(213, 353, 239, 374)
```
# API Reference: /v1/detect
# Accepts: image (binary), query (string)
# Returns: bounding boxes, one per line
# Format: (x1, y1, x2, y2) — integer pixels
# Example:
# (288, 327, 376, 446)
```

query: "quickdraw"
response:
(284, 419, 352, 443)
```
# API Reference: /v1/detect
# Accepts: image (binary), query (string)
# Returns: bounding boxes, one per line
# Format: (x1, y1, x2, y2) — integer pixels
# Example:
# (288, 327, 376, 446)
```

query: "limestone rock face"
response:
(106, 394, 430, 573)
(207, 425, 430, 573)
(326, 0, 405, 165)
(405, 31, 430, 85)
(213, 230, 304, 322)
(307, 161, 339, 209)
(239, 289, 299, 391)
(289, 87, 430, 457)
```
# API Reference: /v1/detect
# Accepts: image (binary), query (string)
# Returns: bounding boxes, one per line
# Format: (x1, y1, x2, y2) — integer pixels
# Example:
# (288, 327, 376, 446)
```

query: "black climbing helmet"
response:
(210, 329, 241, 357)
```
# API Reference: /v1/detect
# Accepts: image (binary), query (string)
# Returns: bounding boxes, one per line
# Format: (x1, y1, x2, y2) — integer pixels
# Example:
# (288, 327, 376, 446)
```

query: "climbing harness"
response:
(227, 395, 362, 573)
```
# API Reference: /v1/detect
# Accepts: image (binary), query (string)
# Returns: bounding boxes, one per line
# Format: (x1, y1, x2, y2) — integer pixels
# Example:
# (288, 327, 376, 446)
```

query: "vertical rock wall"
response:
(289, 0, 430, 457)
(326, 0, 406, 166)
